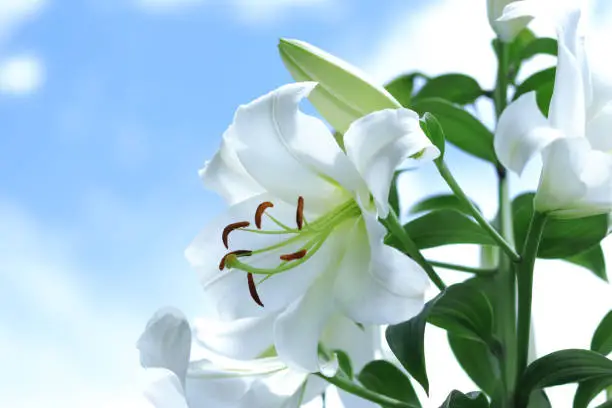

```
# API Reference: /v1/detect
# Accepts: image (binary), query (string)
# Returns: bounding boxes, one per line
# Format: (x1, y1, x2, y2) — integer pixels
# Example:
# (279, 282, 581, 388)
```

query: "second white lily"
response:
(186, 81, 437, 373)
(495, 8, 612, 219)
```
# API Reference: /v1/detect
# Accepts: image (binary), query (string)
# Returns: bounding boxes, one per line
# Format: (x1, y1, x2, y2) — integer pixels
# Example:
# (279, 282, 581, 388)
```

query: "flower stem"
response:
(435, 160, 520, 263)
(428, 260, 497, 275)
(382, 209, 446, 290)
(515, 211, 547, 386)
(316, 374, 418, 408)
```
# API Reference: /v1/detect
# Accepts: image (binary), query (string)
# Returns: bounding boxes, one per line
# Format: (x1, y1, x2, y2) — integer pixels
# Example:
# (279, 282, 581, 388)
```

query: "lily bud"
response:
(278, 38, 401, 133)
(488, 0, 536, 42)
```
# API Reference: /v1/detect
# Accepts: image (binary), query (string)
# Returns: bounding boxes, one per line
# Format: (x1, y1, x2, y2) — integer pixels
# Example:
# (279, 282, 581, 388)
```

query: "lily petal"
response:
(343, 108, 439, 217)
(536, 137, 612, 217)
(274, 270, 337, 373)
(586, 102, 612, 152)
(320, 314, 378, 372)
(495, 0, 537, 42)
(227, 81, 359, 213)
(334, 216, 428, 325)
(549, 11, 586, 137)
(137, 308, 192, 386)
(192, 315, 275, 360)
(143, 368, 190, 408)
(495, 92, 561, 174)
(200, 133, 265, 206)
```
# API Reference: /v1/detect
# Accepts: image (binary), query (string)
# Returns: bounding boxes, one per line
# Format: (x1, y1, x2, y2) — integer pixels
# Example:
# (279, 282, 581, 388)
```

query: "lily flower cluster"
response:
(132, 1, 612, 407)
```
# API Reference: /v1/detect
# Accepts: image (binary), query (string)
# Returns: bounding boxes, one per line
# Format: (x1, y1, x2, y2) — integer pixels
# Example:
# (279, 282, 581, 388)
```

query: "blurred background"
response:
(0, 0, 611, 407)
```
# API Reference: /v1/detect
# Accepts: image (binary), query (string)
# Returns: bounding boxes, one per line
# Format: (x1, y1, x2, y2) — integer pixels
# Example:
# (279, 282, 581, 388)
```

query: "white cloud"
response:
(0, 54, 44, 95)
(0, 0, 46, 43)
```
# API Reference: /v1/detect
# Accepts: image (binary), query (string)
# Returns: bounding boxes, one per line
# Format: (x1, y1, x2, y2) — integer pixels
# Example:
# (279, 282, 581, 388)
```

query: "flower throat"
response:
(218, 196, 360, 307)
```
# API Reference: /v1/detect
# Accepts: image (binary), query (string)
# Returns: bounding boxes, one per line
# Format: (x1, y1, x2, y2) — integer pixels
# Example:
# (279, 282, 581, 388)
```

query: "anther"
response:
(222, 221, 250, 249)
(280, 249, 307, 261)
(296, 196, 304, 230)
(247, 273, 264, 307)
(218, 250, 252, 270)
(255, 201, 274, 229)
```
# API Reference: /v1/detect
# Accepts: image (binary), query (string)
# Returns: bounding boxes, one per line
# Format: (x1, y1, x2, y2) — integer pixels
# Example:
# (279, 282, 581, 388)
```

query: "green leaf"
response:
(528, 390, 552, 408)
(409, 194, 480, 216)
(420, 112, 446, 158)
(386, 210, 496, 250)
(536, 79, 554, 117)
(565, 245, 608, 282)
(385, 73, 425, 108)
(413, 74, 483, 105)
(513, 193, 609, 259)
(411, 98, 496, 163)
(592, 311, 612, 356)
(448, 335, 500, 396)
(334, 349, 353, 380)
(386, 282, 500, 394)
(513, 67, 556, 101)
(428, 283, 496, 346)
(439, 390, 489, 408)
(507, 28, 536, 68)
(520, 37, 558, 61)
(517, 349, 612, 407)
(388, 171, 401, 217)
(386, 295, 436, 393)
(357, 360, 421, 407)
(574, 377, 612, 408)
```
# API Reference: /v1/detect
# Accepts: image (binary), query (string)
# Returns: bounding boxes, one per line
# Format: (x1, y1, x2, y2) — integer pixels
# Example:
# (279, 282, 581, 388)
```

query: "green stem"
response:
(316, 374, 418, 408)
(428, 260, 497, 275)
(436, 160, 520, 262)
(382, 209, 446, 290)
(494, 40, 510, 119)
(516, 211, 547, 386)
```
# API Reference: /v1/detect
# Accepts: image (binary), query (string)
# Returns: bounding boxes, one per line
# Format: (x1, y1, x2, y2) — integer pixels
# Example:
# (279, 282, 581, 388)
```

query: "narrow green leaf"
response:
(536, 80, 554, 117)
(413, 74, 483, 105)
(410, 98, 496, 163)
(388, 171, 401, 217)
(574, 377, 612, 408)
(334, 349, 353, 380)
(448, 335, 500, 396)
(439, 390, 489, 408)
(409, 194, 480, 216)
(513, 67, 556, 101)
(513, 193, 609, 259)
(386, 210, 496, 250)
(385, 73, 426, 108)
(520, 37, 558, 61)
(528, 390, 552, 408)
(517, 349, 612, 407)
(507, 28, 537, 68)
(357, 360, 421, 407)
(386, 297, 436, 393)
(565, 245, 608, 282)
(420, 112, 446, 158)
(592, 311, 612, 356)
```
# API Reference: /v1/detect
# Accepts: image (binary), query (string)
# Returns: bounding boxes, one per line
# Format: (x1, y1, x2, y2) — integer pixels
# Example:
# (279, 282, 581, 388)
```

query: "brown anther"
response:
(255, 201, 274, 229)
(247, 273, 264, 307)
(218, 250, 252, 270)
(222, 221, 250, 249)
(280, 249, 307, 261)
(296, 196, 304, 230)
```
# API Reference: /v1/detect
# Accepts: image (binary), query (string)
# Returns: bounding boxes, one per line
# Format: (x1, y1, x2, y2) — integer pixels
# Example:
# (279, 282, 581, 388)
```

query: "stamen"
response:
(247, 273, 264, 307)
(219, 250, 252, 270)
(222, 221, 250, 249)
(280, 249, 307, 261)
(296, 196, 304, 230)
(255, 201, 274, 229)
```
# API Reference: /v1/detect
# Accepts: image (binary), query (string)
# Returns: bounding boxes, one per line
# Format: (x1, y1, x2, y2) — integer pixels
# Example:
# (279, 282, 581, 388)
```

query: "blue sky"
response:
(1, 0, 611, 407)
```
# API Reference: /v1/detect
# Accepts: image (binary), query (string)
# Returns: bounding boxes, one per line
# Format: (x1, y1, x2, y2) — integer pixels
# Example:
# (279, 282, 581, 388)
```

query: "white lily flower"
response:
(137, 308, 379, 408)
(185, 81, 437, 373)
(495, 8, 612, 219)
(488, 0, 538, 42)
